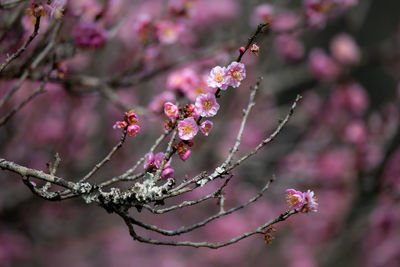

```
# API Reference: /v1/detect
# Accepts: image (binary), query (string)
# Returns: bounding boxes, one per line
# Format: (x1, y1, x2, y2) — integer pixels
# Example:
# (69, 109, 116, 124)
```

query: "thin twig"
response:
(0, 67, 51, 126)
(0, 16, 41, 73)
(224, 77, 262, 166)
(118, 208, 298, 248)
(80, 129, 128, 183)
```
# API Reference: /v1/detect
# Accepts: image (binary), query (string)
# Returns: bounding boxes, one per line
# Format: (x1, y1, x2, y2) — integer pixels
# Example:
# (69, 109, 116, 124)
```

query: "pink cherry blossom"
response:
(127, 124, 140, 137)
(194, 93, 220, 118)
(286, 189, 305, 210)
(226, 62, 246, 88)
(164, 102, 179, 119)
(178, 117, 199, 140)
(200, 120, 213, 136)
(113, 121, 127, 129)
(207, 66, 229, 90)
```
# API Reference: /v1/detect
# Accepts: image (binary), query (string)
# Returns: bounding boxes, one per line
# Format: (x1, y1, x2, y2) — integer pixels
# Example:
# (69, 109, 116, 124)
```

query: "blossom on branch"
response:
(286, 189, 318, 212)
(164, 102, 179, 119)
(194, 93, 220, 118)
(207, 66, 229, 90)
(178, 117, 199, 140)
(226, 62, 246, 88)
(200, 120, 213, 136)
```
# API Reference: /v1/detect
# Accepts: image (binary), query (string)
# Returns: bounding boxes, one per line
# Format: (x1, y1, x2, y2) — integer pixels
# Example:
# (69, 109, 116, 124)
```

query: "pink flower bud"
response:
(239, 46, 245, 53)
(164, 102, 179, 119)
(113, 121, 127, 129)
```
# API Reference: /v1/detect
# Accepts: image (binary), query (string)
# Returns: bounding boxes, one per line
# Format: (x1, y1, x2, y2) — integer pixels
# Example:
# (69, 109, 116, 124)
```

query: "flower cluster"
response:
(113, 110, 141, 137)
(207, 62, 246, 90)
(286, 189, 318, 212)
(144, 152, 174, 180)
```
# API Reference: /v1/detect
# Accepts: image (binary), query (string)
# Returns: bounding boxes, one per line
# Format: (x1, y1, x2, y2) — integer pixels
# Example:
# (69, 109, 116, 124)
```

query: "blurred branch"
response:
(117, 208, 298, 248)
(0, 16, 41, 73)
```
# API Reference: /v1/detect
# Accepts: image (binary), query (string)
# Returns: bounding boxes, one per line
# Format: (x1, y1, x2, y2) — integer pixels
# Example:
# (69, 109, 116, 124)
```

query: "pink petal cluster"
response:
(177, 117, 198, 140)
(194, 93, 220, 118)
(225, 62, 246, 88)
(113, 110, 140, 137)
(144, 152, 174, 180)
(286, 189, 318, 212)
(164, 102, 179, 119)
(200, 120, 213, 136)
(207, 66, 229, 90)
(207, 62, 246, 90)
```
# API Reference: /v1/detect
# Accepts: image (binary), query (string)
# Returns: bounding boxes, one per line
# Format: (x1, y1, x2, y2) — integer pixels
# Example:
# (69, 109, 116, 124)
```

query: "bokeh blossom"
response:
(72, 22, 107, 49)
(330, 33, 361, 65)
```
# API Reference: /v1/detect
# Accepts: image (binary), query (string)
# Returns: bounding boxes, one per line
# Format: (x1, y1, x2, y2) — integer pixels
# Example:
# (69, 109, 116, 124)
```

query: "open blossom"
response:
(164, 102, 179, 119)
(127, 124, 140, 136)
(178, 117, 198, 140)
(286, 189, 318, 212)
(125, 110, 138, 124)
(286, 189, 305, 210)
(200, 120, 213, 136)
(207, 66, 229, 90)
(194, 93, 220, 117)
(226, 62, 246, 88)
